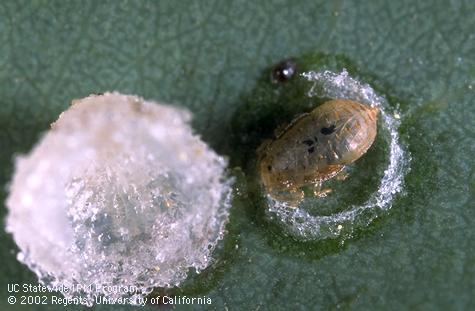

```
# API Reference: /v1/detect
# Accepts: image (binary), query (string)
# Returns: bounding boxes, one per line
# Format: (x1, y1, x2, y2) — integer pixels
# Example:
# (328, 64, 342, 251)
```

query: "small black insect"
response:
(271, 58, 297, 83)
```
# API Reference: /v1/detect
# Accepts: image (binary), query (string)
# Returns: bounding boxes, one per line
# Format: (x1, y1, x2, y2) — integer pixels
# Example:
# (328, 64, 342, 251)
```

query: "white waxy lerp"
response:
(6, 92, 232, 306)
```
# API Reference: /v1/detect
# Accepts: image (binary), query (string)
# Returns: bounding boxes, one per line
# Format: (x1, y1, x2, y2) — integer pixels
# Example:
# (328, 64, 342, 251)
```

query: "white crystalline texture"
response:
(6, 92, 232, 305)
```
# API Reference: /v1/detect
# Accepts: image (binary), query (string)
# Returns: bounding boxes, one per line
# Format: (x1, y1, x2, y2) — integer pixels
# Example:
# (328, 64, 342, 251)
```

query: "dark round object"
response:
(271, 58, 297, 83)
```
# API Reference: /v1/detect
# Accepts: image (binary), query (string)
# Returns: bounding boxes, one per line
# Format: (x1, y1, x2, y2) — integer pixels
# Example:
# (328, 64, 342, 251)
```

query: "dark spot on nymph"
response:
(267, 165, 272, 172)
(321, 124, 336, 135)
(302, 139, 314, 146)
(308, 147, 315, 154)
(271, 58, 297, 83)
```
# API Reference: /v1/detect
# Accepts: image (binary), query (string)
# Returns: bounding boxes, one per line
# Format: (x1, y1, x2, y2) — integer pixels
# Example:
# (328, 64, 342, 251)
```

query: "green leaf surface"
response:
(1, 0, 474, 310)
